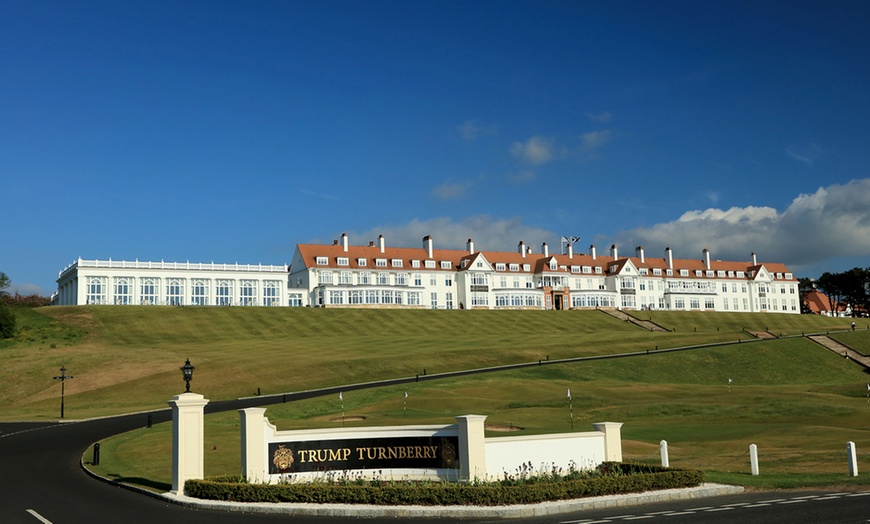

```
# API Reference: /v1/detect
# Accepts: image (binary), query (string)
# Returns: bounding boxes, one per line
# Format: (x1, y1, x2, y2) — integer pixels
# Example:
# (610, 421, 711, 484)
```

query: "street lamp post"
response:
(180, 358, 195, 393)
(53, 366, 74, 418)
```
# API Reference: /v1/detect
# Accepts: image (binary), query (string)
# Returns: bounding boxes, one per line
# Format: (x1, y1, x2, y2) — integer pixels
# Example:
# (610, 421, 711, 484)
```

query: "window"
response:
(694, 270, 703, 277)
(377, 272, 389, 285)
(191, 279, 209, 306)
(413, 273, 422, 286)
(263, 281, 281, 306)
(471, 292, 489, 307)
(391, 259, 403, 268)
(318, 271, 333, 285)
(706, 270, 714, 277)
(653, 268, 661, 276)
(471, 273, 487, 286)
(594, 267, 602, 274)
(430, 274, 437, 286)
(337, 257, 349, 266)
(339, 271, 352, 284)
(357, 258, 367, 266)
(496, 263, 506, 271)
(86, 277, 107, 305)
(666, 269, 673, 276)
(717, 270, 725, 277)
(376, 259, 387, 267)
(288, 293, 303, 307)
(445, 276, 453, 287)
(113, 277, 133, 305)
(430, 292, 438, 309)
(216, 279, 233, 306)
(446, 292, 454, 309)
(166, 278, 184, 306)
(509, 263, 519, 272)
(360, 272, 371, 285)
(523, 264, 531, 272)
(349, 290, 364, 304)
(140, 278, 158, 305)
(408, 292, 421, 306)
(396, 273, 408, 286)
(440, 261, 452, 269)
(674, 297, 685, 309)
(583, 266, 592, 274)
(425, 260, 436, 268)
(411, 260, 420, 268)
(316, 256, 328, 265)
(690, 298, 700, 309)
(705, 297, 715, 309)
(680, 269, 689, 277)
(329, 291, 345, 305)
(240, 280, 256, 306)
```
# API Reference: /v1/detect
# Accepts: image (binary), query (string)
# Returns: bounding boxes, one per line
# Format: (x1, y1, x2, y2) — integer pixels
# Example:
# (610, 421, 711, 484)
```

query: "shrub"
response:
(184, 463, 703, 506)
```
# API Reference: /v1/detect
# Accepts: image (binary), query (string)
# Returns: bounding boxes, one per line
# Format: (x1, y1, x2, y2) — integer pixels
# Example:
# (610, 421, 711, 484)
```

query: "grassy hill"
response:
(5, 306, 870, 489)
(1, 306, 865, 420)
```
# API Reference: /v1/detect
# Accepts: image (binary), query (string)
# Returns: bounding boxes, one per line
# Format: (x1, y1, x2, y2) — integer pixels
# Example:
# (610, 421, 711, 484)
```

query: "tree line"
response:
(808, 268, 870, 317)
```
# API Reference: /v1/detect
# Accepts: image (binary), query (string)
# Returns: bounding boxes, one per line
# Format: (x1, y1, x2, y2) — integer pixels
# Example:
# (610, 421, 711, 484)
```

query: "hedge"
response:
(184, 463, 703, 506)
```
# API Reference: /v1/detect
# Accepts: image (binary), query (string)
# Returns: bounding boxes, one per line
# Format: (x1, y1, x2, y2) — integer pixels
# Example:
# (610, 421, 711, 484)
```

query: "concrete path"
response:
(600, 309, 670, 332)
(807, 334, 870, 369)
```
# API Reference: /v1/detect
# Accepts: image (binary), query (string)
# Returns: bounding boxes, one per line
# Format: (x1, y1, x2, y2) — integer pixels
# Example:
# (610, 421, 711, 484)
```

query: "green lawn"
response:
(4, 306, 869, 490)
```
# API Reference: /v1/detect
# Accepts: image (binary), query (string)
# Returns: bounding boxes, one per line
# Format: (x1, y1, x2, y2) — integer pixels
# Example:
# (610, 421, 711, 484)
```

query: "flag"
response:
(728, 378, 732, 384)
(866, 384, 869, 391)
(339, 391, 343, 401)
(567, 387, 572, 400)
(404, 391, 408, 398)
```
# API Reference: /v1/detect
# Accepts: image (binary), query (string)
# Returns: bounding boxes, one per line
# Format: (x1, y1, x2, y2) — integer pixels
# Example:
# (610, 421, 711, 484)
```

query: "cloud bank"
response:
(613, 179, 870, 273)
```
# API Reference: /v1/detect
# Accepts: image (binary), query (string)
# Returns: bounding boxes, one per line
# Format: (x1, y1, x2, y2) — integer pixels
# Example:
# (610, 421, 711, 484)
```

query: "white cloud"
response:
(457, 120, 496, 141)
(508, 170, 537, 184)
(786, 144, 823, 167)
(349, 216, 555, 253)
(579, 130, 612, 153)
(431, 181, 471, 200)
(510, 136, 554, 165)
(613, 179, 870, 275)
(586, 111, 612, 123)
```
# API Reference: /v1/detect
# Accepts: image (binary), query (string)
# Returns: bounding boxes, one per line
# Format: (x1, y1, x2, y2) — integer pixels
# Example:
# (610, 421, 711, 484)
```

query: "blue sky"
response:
(3, 1, 870, 296)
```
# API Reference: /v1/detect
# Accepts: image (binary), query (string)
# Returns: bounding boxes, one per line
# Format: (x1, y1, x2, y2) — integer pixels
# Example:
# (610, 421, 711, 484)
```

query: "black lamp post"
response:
(53, 365, 74, 418)
(180, 358, 194, 393)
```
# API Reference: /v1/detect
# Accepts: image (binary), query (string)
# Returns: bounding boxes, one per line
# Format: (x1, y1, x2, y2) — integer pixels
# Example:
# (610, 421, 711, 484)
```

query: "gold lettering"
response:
(377, 447, 387, 459)
(428, 445, 437, 458)
(414, 446, 422, 458)
(357, 447, 366, 460)
(367, 447, 377, 460)
(398, 446, 407, 459)
(297, 449, 309, 463)
(387, 447, 397, 460)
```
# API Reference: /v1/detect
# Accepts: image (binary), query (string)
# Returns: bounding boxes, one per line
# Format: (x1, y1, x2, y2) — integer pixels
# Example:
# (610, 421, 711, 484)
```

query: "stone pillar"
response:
(592, 422, 624, 462)
(240, 408, 269, 483)
(168, 392, 209, 495)
(456, 414, 487, 482)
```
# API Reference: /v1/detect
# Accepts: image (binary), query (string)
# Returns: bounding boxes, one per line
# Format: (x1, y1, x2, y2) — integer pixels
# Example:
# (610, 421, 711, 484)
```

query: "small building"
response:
(53, 258, 289, 307)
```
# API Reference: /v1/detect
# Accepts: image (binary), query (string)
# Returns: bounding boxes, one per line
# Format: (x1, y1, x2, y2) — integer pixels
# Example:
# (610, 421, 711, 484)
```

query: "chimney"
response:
(568, 243, 574, 259)
(378, 234, 385, 254)
(666, 247, 673, 269)
(751, 252, 757, 266)
(518, 241, 526, 258)
(590, 244, 597, 260)
(341, 232, 348, 252)
(369, 241, 375, 247)
(542, 242, 549, 257)
(636, 245, 645, 263)
(423, 235, 434, 258)
(333, 239, 339, 246)
(610, 244, 618, 260)
(467, 238, 474, 254)
(703, 248, 711, 270)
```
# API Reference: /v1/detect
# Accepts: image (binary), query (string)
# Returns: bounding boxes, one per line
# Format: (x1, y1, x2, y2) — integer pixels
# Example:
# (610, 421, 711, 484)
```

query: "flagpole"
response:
(567, 387, 573, 431)
(339, 391, 345, 426)
(403, 391, 408, 417)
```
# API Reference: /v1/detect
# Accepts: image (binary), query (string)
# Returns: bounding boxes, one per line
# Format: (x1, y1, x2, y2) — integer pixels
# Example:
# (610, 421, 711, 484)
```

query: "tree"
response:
(0, 301, 14, 338)
(0, 271, 9, 299)
(0, 272, 14, 338)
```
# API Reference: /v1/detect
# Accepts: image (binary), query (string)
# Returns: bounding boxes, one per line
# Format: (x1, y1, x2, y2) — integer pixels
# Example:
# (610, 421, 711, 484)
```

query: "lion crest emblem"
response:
(272, 445, 295, 472)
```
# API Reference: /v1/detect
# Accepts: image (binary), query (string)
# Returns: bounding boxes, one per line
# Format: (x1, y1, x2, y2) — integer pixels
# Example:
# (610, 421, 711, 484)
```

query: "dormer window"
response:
(391, 259, 403, 268)
(425, 260, 436, 268)
(509, 263, 519, 272)
(357, 258, 367, 266)
(523, 264, 531, 272)
(496, 263, 506, 271)
(376, 259, 387, 267)
(316, 256, 328, 265)
(337, 257, 349, 266)
(411, 260, 420, 268)
(440, 261, 452, 269)
(680, 269, 689, 277)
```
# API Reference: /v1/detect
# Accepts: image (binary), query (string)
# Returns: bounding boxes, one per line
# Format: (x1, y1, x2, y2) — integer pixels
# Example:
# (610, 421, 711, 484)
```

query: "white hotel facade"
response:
(53, 233, 801, 314)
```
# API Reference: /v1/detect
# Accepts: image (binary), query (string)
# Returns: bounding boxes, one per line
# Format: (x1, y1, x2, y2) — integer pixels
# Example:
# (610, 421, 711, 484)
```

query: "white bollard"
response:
(660, 440, 669, 468)
(847, 441, 858, 477)
(749, 443, 759, 476)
